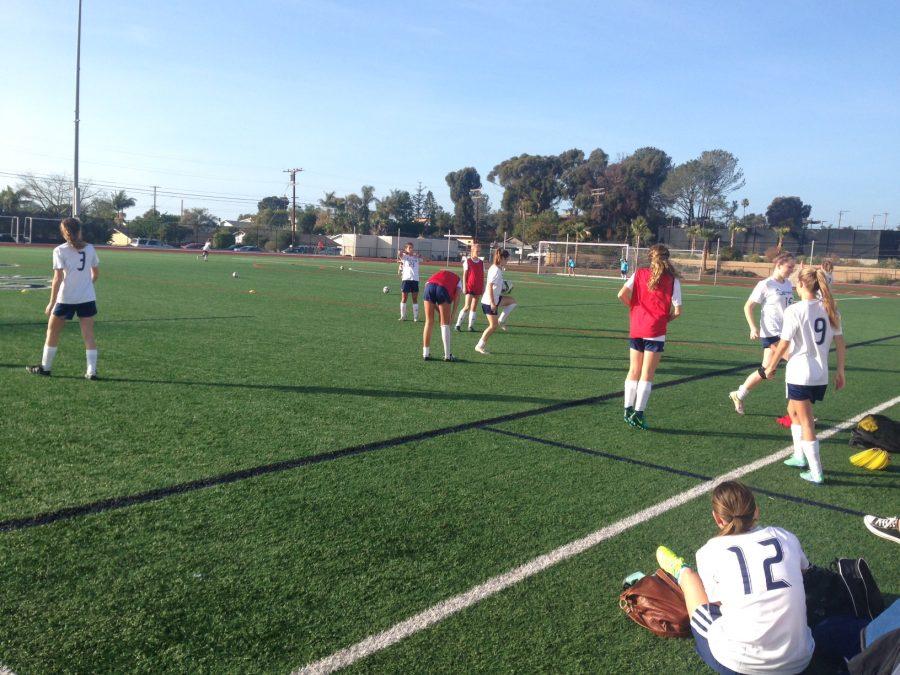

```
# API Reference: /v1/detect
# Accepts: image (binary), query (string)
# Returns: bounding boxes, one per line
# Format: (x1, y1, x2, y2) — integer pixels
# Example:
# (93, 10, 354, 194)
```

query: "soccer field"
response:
(1, 247, 898, 674)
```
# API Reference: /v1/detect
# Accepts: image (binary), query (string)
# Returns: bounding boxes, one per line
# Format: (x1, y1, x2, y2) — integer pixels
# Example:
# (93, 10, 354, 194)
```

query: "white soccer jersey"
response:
(696, 526, 814, 675)
(53, 243, 99, 304)
(481, 264, 503, 306)
(399, 253, 420, 281)
(780, 300, 842, 386)
(202, 241, 211, 251)
(748, 277, 794, 338)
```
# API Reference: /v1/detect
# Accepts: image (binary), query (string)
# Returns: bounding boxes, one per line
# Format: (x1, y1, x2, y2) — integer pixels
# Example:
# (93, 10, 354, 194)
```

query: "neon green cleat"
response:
(800, 471, 824, 485)
(783, 455, 807, 468)
(656, 545, 686, 580)
(629, 410, 649, 430)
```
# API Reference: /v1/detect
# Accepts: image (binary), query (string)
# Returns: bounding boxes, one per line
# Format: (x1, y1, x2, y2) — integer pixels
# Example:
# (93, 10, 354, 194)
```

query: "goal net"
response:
(536, 241, 629, 279)
(628, 247, 704, 281)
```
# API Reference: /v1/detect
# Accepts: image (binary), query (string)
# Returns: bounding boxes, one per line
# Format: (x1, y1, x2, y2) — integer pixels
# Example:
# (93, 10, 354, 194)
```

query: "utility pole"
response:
(284, 168, 303, 247)
(469, 188, 484, 240)
(882, 212, 889, 229)
(152, 186, 159, 214)
(72, 0, 83, 217)
(871, 214, 877, 230)
(837, 210, 848, 228)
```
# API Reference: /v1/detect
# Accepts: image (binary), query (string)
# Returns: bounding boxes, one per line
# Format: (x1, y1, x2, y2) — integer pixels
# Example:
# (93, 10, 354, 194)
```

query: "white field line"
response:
(0, 664, 17, 674)
(294, 394, 900, 675)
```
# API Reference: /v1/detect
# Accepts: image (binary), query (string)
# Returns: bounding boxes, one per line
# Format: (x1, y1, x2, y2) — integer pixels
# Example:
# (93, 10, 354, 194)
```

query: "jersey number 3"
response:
(77, 251, 86, 271)
(727, 538, 791, 595)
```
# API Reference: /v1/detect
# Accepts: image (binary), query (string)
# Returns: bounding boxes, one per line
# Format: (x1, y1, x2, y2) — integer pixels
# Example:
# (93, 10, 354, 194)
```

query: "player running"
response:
(26, 217, 101, 380)
(728, 252, 796, 414)
(398, 242, 421, 322)
(200, 239, 211, 260)
(655, 481, 814, 675)
(764, 266, 845, 484)
(455, 242, 485, 332)
(475, 249, 517, 355)
(422, 269, 463, 361)
(617, 244, 682, 430)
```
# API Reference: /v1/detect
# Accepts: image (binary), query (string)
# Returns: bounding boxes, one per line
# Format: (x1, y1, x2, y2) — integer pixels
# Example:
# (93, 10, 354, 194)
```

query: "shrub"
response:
(718, 246, 742, 262)
(212, 230, 235, 249)
(744, 253, 764, 263)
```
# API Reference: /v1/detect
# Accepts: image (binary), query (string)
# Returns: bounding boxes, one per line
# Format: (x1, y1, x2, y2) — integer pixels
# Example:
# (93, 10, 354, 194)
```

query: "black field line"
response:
(483, 427, 874, 518)
(1, 332, 897, 534)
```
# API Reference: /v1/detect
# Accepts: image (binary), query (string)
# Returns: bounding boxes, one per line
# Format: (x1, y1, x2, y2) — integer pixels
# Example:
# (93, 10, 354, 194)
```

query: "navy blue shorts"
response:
(52, 301, 97, 320)
(761, 336, 781, 349)
(690, 604, 741, 675)
(787, 383, 827, 403)
(629, 338, 664, 353)
(482, 295, 504, 316)
(401, 280, 419, 294)
(423, 282, 451, 305)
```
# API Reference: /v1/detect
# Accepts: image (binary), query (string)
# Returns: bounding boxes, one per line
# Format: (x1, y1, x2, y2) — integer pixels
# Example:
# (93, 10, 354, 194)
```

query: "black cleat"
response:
(85, 373, 99, 381)
(455, 325, 461, 332)
(444, 354, 458, 362)
(423, 354, 431, 361)
(26, 365, 51, 376)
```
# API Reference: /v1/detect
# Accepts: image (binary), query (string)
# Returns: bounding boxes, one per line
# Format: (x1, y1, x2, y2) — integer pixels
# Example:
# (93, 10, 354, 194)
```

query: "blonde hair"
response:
(647, 244, 678, 290)
(60, 217, 86, 251)
(821, 258, 834, 273)
(493, 248, 510, 266)
(712, 481, 758, 537)
(771, 251, 795, 273)
(798, 266, 841, 329)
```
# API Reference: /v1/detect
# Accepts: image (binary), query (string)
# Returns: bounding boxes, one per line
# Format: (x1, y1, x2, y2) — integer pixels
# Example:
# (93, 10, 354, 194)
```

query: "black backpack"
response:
(805, 558, 885, 625)
(849, 415, 900, 454)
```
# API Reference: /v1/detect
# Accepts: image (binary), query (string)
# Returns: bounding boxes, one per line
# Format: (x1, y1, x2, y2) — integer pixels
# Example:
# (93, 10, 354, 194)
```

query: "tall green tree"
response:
(110, 190, 136, 221)
(661, 149, 744, 226)
(0, 186, 32, 213)
(445, 167, 481, 234)
(766, 196, 811, 237)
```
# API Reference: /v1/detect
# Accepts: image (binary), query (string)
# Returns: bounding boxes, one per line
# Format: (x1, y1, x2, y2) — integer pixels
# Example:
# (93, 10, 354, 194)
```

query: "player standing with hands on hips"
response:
(27, 217, 101, 379)
(729, 253, 796, 414)
(764, 266, 845, 484)
(398, 242, 420, 322)
(617, 244, 682, 430)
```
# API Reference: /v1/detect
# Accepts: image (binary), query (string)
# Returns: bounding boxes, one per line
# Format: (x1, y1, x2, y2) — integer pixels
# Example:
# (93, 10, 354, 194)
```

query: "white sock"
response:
(455, 307, 466, 327)
(86, 349, 98, 375)
(42, 345, 57, 370)
(624, 380, 638, 409)
(801, 440, 823, 479)
(423, 345, 430, 358)
(635, 381, 652, 412)
(440, 325, 451, 358)
(467, 311, 476, 329)
(737, 385, 748, 400)
(413, 303, 419, 321)
(400, 302, 407, 319)
(790, 425, 804, 460)
(498, 303, 517, 324)
(476, 339, 485, 349)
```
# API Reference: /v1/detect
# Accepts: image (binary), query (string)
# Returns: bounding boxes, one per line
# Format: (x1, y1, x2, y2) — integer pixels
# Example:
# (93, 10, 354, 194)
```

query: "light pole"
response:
(837, 210, 848, 228)
(469, 188, 484, 241)
(72, 0, 83, 217)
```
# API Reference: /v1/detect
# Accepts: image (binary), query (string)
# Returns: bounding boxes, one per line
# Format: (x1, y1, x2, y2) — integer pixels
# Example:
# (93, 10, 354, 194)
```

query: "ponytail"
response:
(712, 481, 758, 537)
(815, 268, 840, 329)
(493, 248, 510, 266)
(647, 244, 678, 290)
(59, 217, 86, 251)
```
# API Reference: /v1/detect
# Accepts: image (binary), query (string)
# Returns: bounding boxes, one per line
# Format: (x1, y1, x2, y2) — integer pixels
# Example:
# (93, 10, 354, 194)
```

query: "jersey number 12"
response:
(727, 538, 791, 595)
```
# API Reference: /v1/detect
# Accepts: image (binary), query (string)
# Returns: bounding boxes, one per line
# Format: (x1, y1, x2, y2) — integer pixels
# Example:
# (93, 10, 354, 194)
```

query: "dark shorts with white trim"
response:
(787, 383, 827, 403)
(690, 604, 741, 675)
(629, 338, 664, 353)
(52, 301, 97, 320)
(401, 280, 419, 294)
(423, 282, 451, 305)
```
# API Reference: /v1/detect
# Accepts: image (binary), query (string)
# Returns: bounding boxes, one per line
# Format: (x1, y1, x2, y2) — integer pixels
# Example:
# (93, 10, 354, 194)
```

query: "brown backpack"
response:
(619, 569, 692, 638)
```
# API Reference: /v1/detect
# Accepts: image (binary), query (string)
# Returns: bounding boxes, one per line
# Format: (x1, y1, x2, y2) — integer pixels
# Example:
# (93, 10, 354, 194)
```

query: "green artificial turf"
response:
(0, 247, 897, 674)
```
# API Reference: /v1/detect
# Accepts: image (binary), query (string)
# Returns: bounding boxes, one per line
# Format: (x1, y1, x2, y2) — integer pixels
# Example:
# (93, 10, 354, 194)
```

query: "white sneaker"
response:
(474, 344, 490, 355)
(728, 391, 744, 415)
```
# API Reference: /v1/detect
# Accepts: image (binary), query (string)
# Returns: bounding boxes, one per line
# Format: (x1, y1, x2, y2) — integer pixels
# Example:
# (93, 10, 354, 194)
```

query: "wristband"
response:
(757, 366, 768, 380)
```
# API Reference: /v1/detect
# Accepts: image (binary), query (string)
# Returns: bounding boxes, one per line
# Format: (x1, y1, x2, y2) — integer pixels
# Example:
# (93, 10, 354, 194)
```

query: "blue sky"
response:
(2, 0, 898, 227)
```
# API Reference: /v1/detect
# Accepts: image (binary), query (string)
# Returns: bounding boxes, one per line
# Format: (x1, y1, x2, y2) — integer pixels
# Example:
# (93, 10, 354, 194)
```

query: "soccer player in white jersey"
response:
(656, 481, 814, 675)
(764, 266, 845, 484)
(729, 253, 796, 414)
(474, 249, 517, 355)
(397, 242, 420, 322)
(201, 239, 211, 260)
(27, 218, 101, 380)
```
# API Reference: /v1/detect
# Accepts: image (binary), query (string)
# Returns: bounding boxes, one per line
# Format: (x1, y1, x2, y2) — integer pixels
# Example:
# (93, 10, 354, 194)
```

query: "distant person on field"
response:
(27, 218, 101, 380)
(422, 269, 463, 361)
(201, 239, 211, 260)
(656, 481, 814, 675)
(398, 242, 421, 322)
(455, 242, 485, 332)
(620, 257, 629, 279)
(617, 244, 681, 430)
(567, 256, 576, 276)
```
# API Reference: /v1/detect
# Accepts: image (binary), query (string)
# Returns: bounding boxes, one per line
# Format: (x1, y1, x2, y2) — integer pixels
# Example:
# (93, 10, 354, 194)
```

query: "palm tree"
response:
(728, 219, 747, 248)
(0, 186, 32, 213)
(741, 198, 749, 219)
(630, 216, 651, 250)
(686, 224, 702, 252)
(110, 190, 136, 224)
(772, 226, 791, 250)
(698, 226, 718, 272)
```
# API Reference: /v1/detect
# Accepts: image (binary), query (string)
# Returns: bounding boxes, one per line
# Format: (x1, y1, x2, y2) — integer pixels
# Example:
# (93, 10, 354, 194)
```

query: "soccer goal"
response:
(628, 247, 705, 281)
(535, 241, 629, 279)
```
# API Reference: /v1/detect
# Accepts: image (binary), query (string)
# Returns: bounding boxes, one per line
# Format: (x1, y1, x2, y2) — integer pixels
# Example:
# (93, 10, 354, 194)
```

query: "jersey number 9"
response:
(814, 317, 826, 345)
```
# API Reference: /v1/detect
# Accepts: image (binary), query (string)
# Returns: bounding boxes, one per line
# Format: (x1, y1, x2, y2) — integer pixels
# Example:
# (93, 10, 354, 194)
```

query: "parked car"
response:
(0, 233, 14, 243)
(281, 246, 305, 254)
(181, 242, 203, 249)
(233, 246, 262, 252)
(226, 244, 243, 251)
(130, 238, 176, 249)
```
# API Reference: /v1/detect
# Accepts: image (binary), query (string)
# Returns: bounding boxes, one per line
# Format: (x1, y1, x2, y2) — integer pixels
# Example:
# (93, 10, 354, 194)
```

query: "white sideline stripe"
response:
(0, 665, 17, 675)
(294, 394, 900, 675)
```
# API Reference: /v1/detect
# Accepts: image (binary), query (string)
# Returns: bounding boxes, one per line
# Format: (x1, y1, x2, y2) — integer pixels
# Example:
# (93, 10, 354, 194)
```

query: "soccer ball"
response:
(383, 286, 390, 294)
(502, 279, 514, 294)
(340, 265, 344, 270)
(232, 272, 238, 278)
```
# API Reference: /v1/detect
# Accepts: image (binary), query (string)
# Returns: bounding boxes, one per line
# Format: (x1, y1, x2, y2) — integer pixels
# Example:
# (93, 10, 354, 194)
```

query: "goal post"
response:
(536, 241, 629, 279)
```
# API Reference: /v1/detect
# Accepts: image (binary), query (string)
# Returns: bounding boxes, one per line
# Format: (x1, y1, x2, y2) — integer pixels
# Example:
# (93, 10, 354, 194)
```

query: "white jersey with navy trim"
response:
(481, 264, 503, 306)
(748, 277, 794, 338)
(53, 242, 99, 304)
(695, 526, 813, 674)
(399, 253, 420, 281)
(780, 300, 842, 386)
